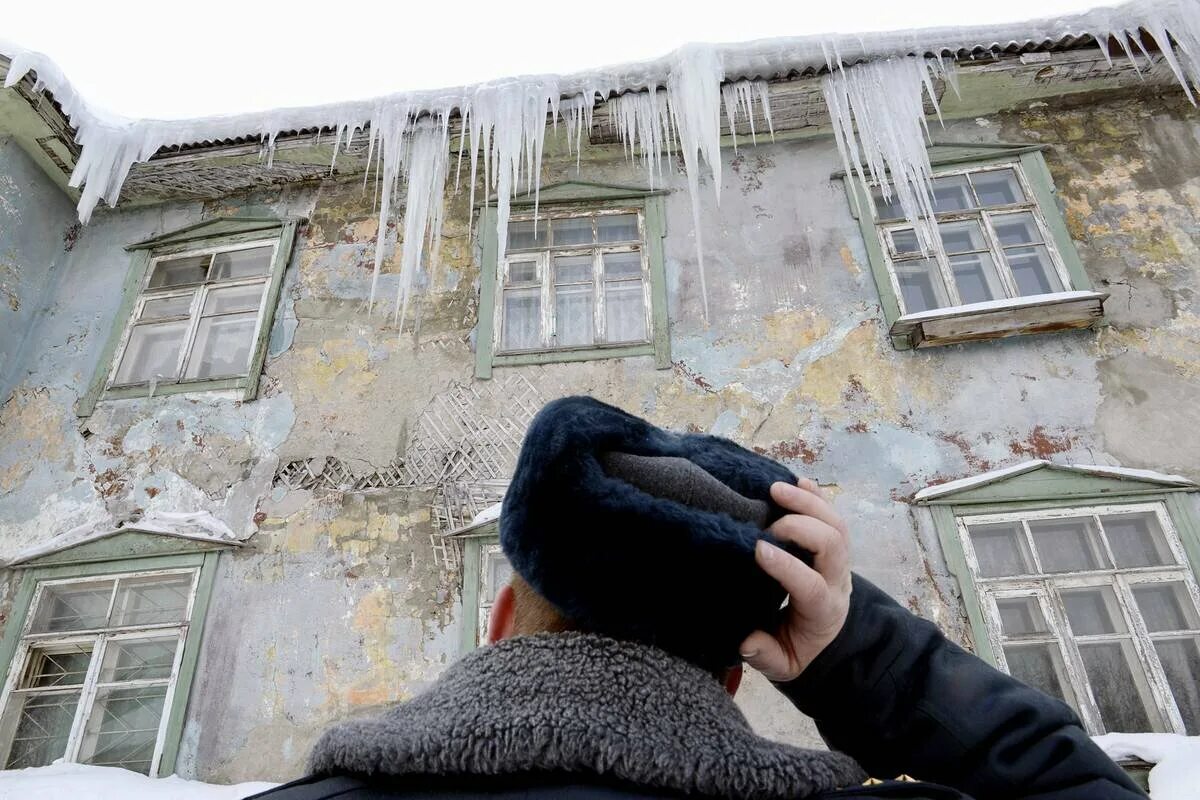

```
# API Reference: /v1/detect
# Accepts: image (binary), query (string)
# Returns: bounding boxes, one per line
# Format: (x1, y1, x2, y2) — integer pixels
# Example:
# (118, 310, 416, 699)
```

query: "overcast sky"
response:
(8, 0, 1105, 120)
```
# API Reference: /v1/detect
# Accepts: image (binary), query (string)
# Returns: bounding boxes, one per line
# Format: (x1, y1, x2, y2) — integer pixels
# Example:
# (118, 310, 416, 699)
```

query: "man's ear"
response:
(723, 664, 744, 697)
(487, 583, 517, 644)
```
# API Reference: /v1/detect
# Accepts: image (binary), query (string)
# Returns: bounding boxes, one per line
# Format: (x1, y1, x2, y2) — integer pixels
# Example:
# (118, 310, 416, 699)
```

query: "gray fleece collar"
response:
(309, 632, 865, 799)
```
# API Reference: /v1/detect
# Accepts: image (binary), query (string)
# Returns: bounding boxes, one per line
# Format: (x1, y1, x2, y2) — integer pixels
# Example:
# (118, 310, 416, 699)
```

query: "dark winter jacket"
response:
(249, 575, 1146, 800)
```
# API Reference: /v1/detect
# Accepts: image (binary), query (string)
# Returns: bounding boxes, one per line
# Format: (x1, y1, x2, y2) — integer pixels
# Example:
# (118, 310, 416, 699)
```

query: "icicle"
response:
(822, 56, 949, 251)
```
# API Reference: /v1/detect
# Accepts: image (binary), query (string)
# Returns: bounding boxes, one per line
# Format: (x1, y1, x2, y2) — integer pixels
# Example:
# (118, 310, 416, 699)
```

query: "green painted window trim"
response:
(0, 546, 225, 777)
(76, 217, 301, 417)
(844, 146, 1092, 351)
(921, 476, 1200, 667)
(474, 192, 670, 379)
(457, 530, 499, 655)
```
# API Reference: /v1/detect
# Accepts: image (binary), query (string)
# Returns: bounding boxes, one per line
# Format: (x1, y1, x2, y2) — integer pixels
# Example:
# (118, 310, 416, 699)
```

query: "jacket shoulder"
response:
(815, 779, 969, 799)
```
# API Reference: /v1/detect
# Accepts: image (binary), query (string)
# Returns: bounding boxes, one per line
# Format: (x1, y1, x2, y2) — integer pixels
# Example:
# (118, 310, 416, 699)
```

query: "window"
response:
(499, 211, 649, 353)
(919, 461, 1200, 738)
(78, 216, 300, 416)
(475, 183, 669, 378)
(962, 505, 1200, 734)
(0, 570, 198, 774)
(476, 545, 513, 647)
(875, 166, 1067, 313)
(847, 146, 1105, 349)
(111, 241, 276, 388)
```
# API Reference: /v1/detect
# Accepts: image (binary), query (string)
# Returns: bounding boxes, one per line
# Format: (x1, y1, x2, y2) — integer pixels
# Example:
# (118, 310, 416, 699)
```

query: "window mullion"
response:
(929, 219, 962, 307)
(174, 286, 208, 382)
(1046, 584, 1106, 733)
(594, 249, 605, 343)
(540, 252, 553, 347)
(149, 627, 190, 777)
(979, 211, 1021, 299)
(1115, 574, 1187, 733)
(1022, 521, 1045, 575)
(64, 634, 106, 763)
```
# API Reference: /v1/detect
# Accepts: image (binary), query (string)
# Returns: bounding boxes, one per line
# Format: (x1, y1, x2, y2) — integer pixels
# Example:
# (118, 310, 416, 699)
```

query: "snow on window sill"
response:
(890, 290, 1107, 349)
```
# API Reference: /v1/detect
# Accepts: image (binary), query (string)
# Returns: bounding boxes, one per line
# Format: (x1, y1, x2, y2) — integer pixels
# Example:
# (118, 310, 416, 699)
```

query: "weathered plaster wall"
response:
(0, 136, 77, 401)
(0, 86, 1198, 781)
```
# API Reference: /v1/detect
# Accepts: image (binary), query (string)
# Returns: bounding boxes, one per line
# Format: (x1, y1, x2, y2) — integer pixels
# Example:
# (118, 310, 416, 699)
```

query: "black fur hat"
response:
(500, 396, 803, 670)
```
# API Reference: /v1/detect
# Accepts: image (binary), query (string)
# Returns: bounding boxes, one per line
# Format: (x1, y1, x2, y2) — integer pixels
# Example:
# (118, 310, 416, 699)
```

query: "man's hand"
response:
(739, 478, 852, 682)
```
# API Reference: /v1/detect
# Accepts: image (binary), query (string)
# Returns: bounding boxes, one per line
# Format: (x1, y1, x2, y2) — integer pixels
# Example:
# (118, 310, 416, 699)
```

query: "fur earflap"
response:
(501, 396, 804, 669)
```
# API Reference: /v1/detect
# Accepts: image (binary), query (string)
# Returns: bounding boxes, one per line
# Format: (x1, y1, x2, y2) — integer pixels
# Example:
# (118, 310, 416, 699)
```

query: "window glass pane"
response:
(2, 691, 80, 768)
(872, 187, 904, 220)
(202, 283, 265, 315)
(1004, 643, 1071, 705)
(148, 255, 209, 288)
(113, 321, 188, 385)
(997, 597, 1049, 637)
(992, 212, 1044, 246)
(1078, 641, 1158, 732)
(30, 581, 114, 633)
(484, 550, 513, 606)
(597, 214, 639, 243)
(895, 258, 949, 314)
(506, 260, 538, 285)
(1133, 583, 1200, 632)
(605, 282, 647, 343)
(931, 175, 973, 212)
(111, 574, 193, 628)
(139, 294, 193, 321)
(554, 255, 593, 283)
(968, 523, 1033, 578)
(939, 220, 988, 253)
(972, 168, 1026, 206)
(507, 220, 547, 251)
(949, 253, 1003, 305)
(554, 285, 594, 347)
(1102, 513, 1174, 568)
(603, 251, 642, 279)
(1028, 517, 1109, 573)
(889, 229, 920, 256)
(1005, 245, 1064, 296)
(98, 638, 179, 683)
(210, 246, 272, 281)
(1061, 586, 1127, 635)
(551, 217, 593, 247)
(502, 288, 541, 350)
(1155, 637, 1200, 734)
(183, 313, 257, 380)
(21, 645, 93, 689)
(77, 685, 167, 774)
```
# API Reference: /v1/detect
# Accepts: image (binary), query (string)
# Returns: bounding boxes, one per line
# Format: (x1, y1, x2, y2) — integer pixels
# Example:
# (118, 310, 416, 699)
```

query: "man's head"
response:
(487, 571, 744, 695)
(498, 396, 811, 673)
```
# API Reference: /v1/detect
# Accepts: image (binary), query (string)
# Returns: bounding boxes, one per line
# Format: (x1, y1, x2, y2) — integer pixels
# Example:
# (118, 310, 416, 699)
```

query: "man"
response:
(255, 397, 1144, 799)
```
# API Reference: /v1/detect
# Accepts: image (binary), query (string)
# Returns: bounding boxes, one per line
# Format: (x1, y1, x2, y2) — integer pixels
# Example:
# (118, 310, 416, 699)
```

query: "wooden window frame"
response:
(957, 502, 1200, 734)
(77, 217, 301, 416)
(475, 192, 669, 378)
(0, 548, 223, 777)
(456, 527, 501, 655)
(845, 147, 1104, 350)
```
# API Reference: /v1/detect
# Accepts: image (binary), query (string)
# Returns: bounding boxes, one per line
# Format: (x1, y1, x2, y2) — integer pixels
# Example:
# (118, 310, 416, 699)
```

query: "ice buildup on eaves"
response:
(5, 0, 1200, 323)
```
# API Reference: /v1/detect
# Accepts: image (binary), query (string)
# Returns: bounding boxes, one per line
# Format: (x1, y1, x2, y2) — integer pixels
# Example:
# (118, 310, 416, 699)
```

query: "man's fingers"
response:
(739, 629, 794, 681)
(755, 539, 825, 603)
(768, 514, 848, 584)
(771, 481, 846, 534)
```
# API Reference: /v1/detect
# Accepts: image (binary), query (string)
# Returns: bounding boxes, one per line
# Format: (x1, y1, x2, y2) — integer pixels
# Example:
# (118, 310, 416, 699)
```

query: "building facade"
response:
(1, 30, 1199, 785)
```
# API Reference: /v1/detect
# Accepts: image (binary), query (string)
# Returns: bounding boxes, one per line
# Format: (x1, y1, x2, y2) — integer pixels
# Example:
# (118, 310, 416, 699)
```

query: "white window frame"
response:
(494, 208, 652, 354)
(875, 162, 1075, 316)
(106, 239, 280, 390)
(0, 568, 200, 775)
(958, 502, 1200, 734)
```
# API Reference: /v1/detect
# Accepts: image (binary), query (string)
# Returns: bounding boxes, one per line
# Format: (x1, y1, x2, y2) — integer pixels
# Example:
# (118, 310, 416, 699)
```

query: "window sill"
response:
(100, 376, 251, 403)
(492, 342, 655, 367)
(890, 290, 1107, 349)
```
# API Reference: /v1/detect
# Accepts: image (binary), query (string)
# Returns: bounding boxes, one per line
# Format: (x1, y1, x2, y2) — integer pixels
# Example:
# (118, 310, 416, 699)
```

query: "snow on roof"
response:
(4, 0, 1199, 327)
(915, 460, 1198, 501)
(7, 511, 242, 567)
(1093, 733, 1199, 800)
(471, 502, 503, 526)
(0, 761, 276, 800)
